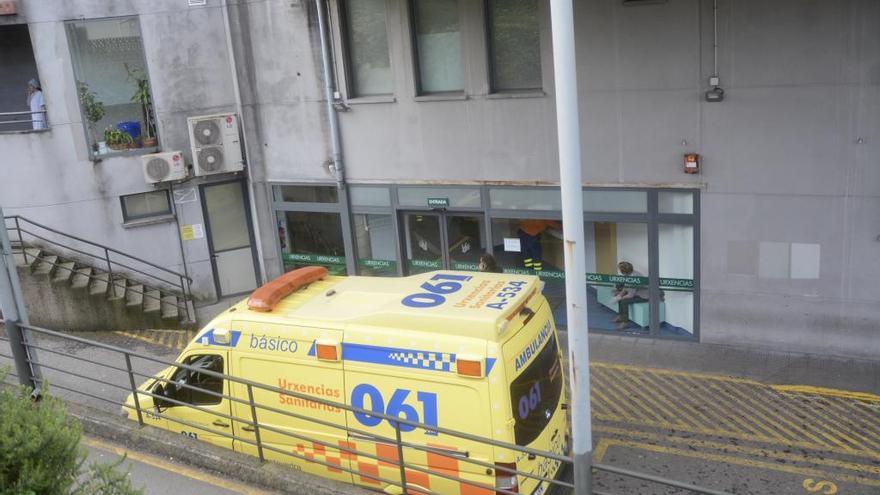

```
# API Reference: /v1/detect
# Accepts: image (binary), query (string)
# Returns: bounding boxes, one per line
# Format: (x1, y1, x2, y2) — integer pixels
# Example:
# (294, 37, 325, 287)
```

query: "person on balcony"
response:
(27, 78, 46, 130)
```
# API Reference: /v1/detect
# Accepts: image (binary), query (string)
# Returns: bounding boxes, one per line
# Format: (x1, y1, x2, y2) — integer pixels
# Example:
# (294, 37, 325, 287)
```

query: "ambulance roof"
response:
(225, 270, 543, 342)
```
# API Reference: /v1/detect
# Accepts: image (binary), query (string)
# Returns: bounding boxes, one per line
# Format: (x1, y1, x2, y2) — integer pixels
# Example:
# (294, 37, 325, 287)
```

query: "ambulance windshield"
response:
(509, 333, 563, 446)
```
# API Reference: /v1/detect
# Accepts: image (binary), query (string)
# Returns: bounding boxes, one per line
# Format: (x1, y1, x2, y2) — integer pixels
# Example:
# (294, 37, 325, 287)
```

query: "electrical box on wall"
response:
(0, 1, 17, 15)
(684, 153, 700, 174)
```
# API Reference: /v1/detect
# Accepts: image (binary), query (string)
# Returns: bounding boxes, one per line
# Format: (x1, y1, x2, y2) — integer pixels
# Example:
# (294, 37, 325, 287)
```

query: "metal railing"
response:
(0, 322, 734, 495)
(3, 215, 192, 322)
(0, 110, 49, 131)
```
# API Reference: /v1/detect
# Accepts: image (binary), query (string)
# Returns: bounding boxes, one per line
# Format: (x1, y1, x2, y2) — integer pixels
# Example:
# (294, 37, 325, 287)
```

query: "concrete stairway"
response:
(12, 245, 190, 331)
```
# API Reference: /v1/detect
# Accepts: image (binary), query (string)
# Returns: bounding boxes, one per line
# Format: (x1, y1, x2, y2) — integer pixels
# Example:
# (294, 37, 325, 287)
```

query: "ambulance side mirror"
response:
(153, 382, 174, 409)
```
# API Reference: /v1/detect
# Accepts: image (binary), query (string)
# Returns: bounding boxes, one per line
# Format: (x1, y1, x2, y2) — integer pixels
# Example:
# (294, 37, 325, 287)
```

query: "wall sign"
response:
(180, 223, 204, 241)
(426, 197, 449, 209)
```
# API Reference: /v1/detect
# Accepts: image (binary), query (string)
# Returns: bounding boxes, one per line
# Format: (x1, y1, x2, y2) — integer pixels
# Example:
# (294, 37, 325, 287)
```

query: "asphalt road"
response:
(2, 327, 879, 495)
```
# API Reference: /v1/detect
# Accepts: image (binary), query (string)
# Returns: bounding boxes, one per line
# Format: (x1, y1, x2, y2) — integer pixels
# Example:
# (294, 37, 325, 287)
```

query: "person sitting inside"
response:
(478, 253, 502, 273)
(612, 261, 648, 330)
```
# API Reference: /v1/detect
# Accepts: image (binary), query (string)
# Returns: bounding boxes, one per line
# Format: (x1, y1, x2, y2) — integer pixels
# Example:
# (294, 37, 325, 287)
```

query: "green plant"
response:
(77, 82, 105, 148)
(126, 64, 157, 141)
(104, 127, 133, 148)
(0, 368, 142, 495)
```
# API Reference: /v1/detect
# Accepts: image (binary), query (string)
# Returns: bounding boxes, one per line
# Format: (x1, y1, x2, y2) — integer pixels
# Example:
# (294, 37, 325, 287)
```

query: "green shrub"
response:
(0, 369, 142, 495)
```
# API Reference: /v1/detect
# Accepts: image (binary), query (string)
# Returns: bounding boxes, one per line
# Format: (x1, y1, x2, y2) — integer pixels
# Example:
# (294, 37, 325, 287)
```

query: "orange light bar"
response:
(315, 343, 339, 361)
(456, 359, 482, 377)
(247, 266, 328, 312)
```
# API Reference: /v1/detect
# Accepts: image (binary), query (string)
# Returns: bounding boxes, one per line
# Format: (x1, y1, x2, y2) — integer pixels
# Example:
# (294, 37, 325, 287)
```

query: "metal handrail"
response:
(4, 215, 192, 319)
(2, 321, 736, 495)
(0, 110, 48, 128)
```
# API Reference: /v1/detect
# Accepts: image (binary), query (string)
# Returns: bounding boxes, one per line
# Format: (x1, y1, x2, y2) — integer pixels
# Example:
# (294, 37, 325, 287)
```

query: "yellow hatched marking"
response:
(592, 369, 654, 421)
(679, 374, 784, 440)
(657, 373, 734, 431)
(596, 367, 674, 425)
(813, 398, 880, 451)
(591, 382, 639, 421)
(591, 362, 758, 385)
(595, 425, 880, 477)
(772, 385, 880, 404)
(621, 369, 698, 429)
(718, 380, 820, 444)
(599, 439, 880, 488)
(593, 367, 668, 424)
(773, 391, 878, 452)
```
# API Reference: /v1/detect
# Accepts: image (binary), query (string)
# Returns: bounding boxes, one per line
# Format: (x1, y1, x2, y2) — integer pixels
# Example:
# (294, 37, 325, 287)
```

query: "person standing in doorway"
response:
(27, 78, 46, 130)
(612, 261, 649, 330)
(517, 219, 562, 272)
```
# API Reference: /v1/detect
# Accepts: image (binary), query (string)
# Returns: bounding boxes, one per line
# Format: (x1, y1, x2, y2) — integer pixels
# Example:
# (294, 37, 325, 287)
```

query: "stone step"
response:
(161, 294, 180, 320)
(126, 283, 144, 307)
(14, 247, 41, 266)
(90, 271, 109, 296)
(143, 288, 162, 313)
(32, 254, 58, 276)
(70, 266, 93, 290)
(108, 277, 127, 301)
(52, 261, 76, 284)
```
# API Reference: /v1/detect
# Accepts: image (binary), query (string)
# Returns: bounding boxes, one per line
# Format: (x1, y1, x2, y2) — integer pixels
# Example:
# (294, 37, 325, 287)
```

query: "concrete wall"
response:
(324, 0, 879, 357)
(1, 0, 877, 357)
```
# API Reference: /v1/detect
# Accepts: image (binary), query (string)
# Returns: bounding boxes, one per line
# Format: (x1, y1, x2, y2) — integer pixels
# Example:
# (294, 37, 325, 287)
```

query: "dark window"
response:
(275, 185, 339, 203)
(120, 190, 172, 222)
(509, 333, 562, 446)
(340, 0, 393, 97)
(486, 0, 542, 92)
(0, 24, 46, 132)
(170, 355, 225, 406)
(278, 211, 347, 275)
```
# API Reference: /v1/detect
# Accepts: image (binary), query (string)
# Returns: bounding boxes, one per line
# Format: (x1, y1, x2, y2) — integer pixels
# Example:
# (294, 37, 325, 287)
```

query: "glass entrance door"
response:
(400, 212, 485, 275)
(201, 180, 259, 297)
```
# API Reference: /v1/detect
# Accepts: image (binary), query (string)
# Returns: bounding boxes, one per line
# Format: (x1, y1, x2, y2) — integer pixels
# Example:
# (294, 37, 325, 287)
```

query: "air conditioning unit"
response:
(187, 113, 245, 176)
(141, 151, 188, 184)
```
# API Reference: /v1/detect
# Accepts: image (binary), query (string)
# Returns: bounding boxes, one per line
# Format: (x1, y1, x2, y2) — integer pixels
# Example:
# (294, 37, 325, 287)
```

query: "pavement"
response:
(2, 326, 878, 494)
(83, 435, 275, 495)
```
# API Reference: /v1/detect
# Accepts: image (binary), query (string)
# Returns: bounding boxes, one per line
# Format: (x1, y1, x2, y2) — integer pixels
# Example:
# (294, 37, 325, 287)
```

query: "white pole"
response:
(549, 1, 592, 494)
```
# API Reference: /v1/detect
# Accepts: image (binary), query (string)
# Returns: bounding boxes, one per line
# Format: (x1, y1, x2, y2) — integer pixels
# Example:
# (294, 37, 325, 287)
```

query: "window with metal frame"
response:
(120, 190, 172, 222)
(340, 0, 393, 97)
(66, 17, 158, 156)
(486, 0, 542, 92)
(410, 0, 464, 94)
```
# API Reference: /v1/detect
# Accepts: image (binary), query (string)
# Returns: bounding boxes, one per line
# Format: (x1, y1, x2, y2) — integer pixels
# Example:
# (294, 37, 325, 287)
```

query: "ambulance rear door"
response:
(229, 321, 352, 485)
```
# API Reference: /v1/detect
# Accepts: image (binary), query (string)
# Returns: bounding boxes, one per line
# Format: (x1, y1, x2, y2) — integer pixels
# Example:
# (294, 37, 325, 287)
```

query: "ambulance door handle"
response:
(212, 419, 230, 428)
(241, 424, 256, 432)
(527, 453, 536, 460)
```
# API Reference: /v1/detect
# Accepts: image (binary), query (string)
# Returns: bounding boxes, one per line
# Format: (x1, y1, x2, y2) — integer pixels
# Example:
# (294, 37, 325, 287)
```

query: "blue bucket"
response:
(117, 121, 142, 141)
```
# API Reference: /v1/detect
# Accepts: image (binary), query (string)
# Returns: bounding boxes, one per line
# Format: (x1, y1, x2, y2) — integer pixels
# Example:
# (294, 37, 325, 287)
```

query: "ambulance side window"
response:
(169, 355, 225, 406)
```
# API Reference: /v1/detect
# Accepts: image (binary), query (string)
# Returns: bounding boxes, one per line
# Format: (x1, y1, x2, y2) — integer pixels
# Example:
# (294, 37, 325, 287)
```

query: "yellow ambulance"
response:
(124, 266, 568, 494)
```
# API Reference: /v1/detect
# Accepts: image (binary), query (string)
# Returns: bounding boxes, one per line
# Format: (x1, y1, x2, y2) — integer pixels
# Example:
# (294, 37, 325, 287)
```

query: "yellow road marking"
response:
(773, 385, 880, 404)
(599, 439, 880, 488)
(592, 438, 613, 464)
(591, 361, 758, 385)
(594, 425, 880, 476)
(81, 436, 274, 495)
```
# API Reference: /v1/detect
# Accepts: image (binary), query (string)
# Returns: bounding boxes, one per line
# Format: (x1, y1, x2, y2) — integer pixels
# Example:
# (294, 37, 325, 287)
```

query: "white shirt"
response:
(29, 90, 46, 130)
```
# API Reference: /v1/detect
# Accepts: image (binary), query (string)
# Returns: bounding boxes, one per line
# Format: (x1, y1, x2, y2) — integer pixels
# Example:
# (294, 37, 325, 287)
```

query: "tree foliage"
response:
(0, 369, 142, 495)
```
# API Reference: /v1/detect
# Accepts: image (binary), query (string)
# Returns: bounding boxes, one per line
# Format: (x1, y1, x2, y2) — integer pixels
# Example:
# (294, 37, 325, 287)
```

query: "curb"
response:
(65, 401, 374, 495)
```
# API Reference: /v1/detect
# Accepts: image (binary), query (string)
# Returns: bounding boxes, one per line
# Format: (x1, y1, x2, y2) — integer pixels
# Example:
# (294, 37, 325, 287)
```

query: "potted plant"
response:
(126, 64, 158, 148)
(104, 127, 133, 151)
(77, 82, 105, 152)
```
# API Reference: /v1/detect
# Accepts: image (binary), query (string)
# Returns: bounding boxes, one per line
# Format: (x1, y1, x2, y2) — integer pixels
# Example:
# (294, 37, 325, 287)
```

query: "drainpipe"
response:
(221, 0, 268, 284)
(315, 0, 356, 276)
(549, 1, 593, 494)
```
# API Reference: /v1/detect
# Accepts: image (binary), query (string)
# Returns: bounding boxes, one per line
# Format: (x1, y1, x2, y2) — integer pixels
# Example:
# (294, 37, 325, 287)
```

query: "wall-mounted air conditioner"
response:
(141, 151, 188, 184)
(187, 113, 245, 176)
